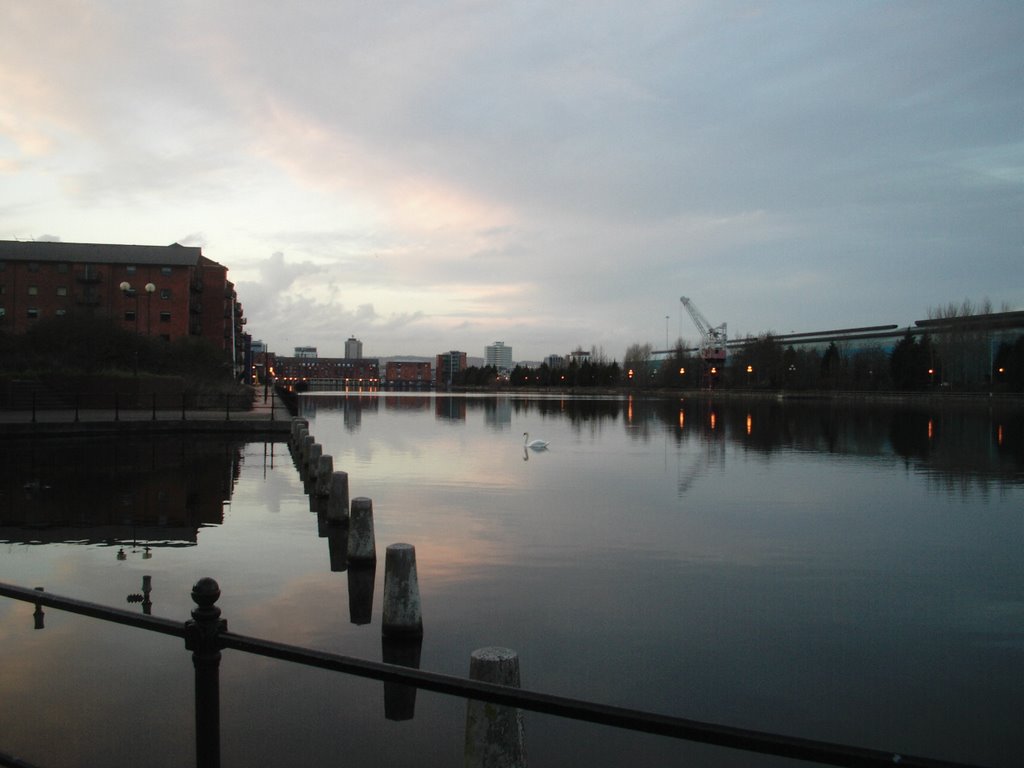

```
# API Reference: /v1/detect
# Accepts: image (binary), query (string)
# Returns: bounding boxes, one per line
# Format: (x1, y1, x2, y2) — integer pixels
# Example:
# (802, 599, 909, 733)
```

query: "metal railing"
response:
(0, 580, 992, 768)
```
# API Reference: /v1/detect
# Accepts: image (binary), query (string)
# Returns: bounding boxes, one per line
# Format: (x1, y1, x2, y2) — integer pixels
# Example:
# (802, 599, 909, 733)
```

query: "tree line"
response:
(0, 313, 236, 383)
(456, 300, 1023, 393)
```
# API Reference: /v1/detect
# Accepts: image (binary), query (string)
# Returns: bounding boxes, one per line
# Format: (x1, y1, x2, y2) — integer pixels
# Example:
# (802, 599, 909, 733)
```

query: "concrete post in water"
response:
(307, 442, 323, 479)
(347, 497, 376, 563)
(465, 647, 526, 768)
(381, 543, 422, 638)
(290, 418, 309, 447)
(290, 428, 304, 459)
(326, 471, 350, 525)
(299, 433, 314, 465)
(314, 454, 333, 497)
(306, 442, 322, 481)
(291, 428, 307, 464)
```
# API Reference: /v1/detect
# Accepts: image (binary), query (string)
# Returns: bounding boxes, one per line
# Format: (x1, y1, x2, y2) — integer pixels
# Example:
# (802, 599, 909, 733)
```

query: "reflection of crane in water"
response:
(675, 403, 727, 496)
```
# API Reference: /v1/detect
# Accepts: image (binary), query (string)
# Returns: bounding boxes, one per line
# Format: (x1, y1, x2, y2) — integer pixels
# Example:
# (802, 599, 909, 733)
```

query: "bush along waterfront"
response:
(0, 313, 252, 409)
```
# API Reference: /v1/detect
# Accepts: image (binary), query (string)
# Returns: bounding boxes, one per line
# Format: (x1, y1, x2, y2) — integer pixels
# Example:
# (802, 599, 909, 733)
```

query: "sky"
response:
(1, 2, 1021, 362)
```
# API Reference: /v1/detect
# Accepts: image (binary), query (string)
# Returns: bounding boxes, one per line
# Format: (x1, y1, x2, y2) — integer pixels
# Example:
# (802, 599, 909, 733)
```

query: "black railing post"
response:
(33, 587, 45, 630)
(225, 394, 230, 421)
(152, 393, 157, 421)
(75, 392, 80, 423)
(182, 393, 187, 421)
(114, 393, 120, 421)
(185, 578, 225, 768)
(31, 390, 36, 423)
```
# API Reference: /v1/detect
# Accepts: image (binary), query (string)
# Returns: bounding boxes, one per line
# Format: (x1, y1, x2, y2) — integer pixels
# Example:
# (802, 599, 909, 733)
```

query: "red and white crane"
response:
(680, 296, 728, 366)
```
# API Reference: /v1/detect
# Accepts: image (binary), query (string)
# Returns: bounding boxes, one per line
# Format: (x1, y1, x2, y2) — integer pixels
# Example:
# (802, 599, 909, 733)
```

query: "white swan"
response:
(523, 432, 549, 450)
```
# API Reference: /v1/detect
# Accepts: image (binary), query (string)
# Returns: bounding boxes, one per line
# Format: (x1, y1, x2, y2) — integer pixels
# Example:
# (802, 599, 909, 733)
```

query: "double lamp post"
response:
(119, 281, 157, 334)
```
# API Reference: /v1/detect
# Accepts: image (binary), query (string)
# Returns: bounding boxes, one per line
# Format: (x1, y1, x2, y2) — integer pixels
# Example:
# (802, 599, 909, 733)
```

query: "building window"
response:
(55, 308, 66, 316)
(0, 285, 5, 295)
(0, 306, 5, 318)
(56, 286, 68, 297)
(57, 262, 69, 273)
(125, 310, 136, 322)
(160, 311, 171, 322)
(27, 308, 39, 319)
(126, 265, 137, 274)
(27, 285, 38, 295)
(28, 262, 39, 272)
(160, 288, 171, 299)
(160, 266, 172, 275)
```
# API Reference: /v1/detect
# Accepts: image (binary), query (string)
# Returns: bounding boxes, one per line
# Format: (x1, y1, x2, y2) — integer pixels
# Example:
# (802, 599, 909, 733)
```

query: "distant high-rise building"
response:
(485, 341, 513, 371)
(544, 354, 565, 368)
(345, 336, 363, 359)
(294, 346, 317, 359)
(568, 348, 591, 366)
(436, 350, 467, 388)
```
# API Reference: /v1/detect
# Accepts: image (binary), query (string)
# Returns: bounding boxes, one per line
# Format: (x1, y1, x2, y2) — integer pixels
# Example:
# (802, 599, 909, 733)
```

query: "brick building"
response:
(274, 356, 380, 390)
(385, 360, 432, 387)
(0, 240, 245, 374)
(435, 350, 467, 388)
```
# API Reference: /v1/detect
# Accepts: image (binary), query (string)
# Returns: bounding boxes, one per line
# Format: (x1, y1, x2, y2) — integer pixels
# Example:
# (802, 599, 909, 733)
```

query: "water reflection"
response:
(2, 395, 1021, 767)
(308, 393, 1022, 486)
(0, 436, 259, 547)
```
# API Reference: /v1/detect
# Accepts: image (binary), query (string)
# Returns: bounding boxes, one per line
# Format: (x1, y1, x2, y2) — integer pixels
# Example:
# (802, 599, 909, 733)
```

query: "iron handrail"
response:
(0, 581, 993, 768)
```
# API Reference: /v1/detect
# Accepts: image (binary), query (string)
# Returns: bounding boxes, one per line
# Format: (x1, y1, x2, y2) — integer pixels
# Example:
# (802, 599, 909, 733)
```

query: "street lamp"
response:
(144, 282, 155, 334)
(119, 281, 156, 334)
(119, 281, 138, 332)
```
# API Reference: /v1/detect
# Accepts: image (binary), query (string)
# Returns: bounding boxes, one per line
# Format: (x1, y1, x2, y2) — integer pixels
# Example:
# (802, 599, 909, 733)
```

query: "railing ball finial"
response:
(191, 577, 221, 609)
(190, 577, 223, 627)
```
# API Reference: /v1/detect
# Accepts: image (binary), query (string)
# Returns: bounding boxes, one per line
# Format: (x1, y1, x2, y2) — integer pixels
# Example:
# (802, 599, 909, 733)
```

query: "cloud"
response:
(1, 2, 1021, 360)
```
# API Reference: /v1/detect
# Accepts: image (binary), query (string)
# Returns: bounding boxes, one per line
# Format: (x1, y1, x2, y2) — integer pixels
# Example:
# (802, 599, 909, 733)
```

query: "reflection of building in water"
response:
(435, 396, 467, 422)
(484, 397, 513, 428)
(383, 395, 432, 411)
(0, 436, 246, 546)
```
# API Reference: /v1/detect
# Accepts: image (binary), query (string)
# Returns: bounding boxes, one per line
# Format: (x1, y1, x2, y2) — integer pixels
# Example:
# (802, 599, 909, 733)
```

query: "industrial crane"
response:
(680, 296, 728, 366)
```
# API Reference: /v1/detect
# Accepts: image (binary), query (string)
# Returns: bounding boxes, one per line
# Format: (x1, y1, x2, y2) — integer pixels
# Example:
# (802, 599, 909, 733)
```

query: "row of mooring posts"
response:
(287, 417, 527, 766)
(289, 417, 424, 719)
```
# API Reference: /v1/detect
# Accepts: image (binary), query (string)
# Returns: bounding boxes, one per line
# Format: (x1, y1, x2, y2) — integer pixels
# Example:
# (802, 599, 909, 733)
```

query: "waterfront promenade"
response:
(0, 388, 293, 436)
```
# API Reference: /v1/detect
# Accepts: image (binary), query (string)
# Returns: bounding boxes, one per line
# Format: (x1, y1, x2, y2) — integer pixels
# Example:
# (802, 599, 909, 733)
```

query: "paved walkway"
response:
(0, 390, 294, 433)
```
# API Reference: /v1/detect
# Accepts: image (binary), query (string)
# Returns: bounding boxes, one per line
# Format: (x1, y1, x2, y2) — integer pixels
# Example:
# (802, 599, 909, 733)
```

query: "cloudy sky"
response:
(2, 2, 1021, 361)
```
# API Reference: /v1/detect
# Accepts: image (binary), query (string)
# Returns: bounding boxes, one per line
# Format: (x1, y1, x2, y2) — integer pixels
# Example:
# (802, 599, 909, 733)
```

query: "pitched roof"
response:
(0, 240, 214, 267)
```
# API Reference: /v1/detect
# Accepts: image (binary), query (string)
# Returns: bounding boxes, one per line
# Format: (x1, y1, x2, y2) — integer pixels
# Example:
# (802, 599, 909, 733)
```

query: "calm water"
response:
(1, 394, 1021, 767)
